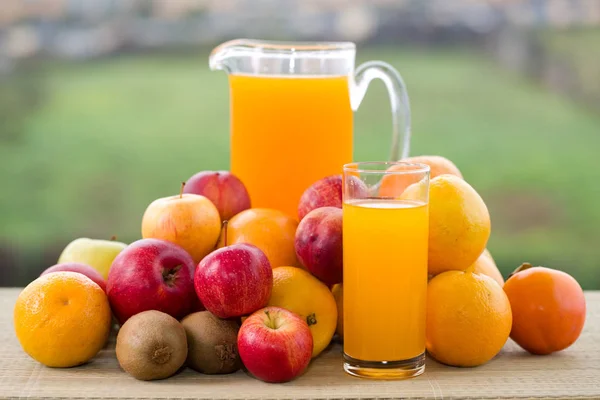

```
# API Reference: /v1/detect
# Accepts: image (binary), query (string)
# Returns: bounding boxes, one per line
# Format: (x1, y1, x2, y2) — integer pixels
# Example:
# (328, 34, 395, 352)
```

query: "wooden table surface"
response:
(1, 288, 599, 400)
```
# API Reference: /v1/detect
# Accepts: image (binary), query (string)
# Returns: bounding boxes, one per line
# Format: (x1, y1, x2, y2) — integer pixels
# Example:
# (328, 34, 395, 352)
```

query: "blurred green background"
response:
(1, 1, 599, 288)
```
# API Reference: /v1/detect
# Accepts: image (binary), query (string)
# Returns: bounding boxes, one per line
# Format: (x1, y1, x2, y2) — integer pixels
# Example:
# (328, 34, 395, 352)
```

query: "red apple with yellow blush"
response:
(183, 171, 251, 221)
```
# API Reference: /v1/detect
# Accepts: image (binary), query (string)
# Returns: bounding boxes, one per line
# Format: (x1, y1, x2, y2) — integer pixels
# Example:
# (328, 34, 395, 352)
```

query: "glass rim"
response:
(343, 161, 430, 175)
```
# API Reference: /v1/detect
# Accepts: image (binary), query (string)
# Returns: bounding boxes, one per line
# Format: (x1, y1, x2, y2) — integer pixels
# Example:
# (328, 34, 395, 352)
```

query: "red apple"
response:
(195, 243, 272, 319)
(238, 306, 313, 383)
(183, 171, 251, 221)
(41, 262, 107, 292)
(107, 238, 197, 324)
(295, 207, 343, 286)
(298, 175, 342, 221)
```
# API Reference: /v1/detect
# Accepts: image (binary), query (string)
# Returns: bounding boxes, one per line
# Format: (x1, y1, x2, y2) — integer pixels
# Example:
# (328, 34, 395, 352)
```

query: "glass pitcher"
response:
(209, 39, 411, 219)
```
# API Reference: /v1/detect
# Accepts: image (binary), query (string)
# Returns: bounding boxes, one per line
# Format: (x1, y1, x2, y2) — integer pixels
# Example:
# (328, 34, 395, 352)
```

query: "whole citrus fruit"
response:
(426, 268, 512, 367)
(503, 263, 586, 355)
(378, 162, 430, 199)
(219, 208, 300, 269)
(14, 272, 112, 367)
(331, 283, 343, 339)
(428, 175, 491, 275)
(268, 266, 337, 357)
(402, 155, 463, 179)
(471, 249, 504, 287)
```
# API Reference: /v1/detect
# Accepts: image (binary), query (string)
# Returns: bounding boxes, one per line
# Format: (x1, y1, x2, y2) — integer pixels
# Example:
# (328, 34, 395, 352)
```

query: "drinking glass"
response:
(342, 162, 430, 379)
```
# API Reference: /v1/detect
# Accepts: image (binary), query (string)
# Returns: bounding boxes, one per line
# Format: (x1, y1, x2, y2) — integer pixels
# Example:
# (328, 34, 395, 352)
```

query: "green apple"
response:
(58, 237, 127, 279)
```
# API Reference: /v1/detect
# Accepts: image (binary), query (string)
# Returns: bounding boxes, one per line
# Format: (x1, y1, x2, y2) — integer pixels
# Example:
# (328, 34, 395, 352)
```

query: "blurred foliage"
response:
(0, 40, 599, 288)
(0, 65, 45, 144)
(537, 28, 600, 110)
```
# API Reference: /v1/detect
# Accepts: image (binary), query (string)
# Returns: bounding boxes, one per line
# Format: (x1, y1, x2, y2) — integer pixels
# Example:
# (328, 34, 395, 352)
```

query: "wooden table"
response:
(1, 288, 599, 399)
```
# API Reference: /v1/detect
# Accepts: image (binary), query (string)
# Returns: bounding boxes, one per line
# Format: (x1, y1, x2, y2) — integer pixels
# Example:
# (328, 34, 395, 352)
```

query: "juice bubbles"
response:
(229, 75, 353, 218)
(343, 199, 429, 362)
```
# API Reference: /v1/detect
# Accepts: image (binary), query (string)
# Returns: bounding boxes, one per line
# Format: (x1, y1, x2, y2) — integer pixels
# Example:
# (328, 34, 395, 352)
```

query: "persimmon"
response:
(503, 263, 586, 355)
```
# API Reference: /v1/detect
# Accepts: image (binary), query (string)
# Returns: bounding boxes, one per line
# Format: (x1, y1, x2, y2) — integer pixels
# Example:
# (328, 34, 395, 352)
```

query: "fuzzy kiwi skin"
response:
(116, 310, 187, 381)
(181, 311, 241, 374)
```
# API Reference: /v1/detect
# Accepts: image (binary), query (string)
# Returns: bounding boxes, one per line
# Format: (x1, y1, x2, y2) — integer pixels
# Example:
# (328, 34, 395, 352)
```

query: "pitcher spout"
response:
(209, 39, 255, 73)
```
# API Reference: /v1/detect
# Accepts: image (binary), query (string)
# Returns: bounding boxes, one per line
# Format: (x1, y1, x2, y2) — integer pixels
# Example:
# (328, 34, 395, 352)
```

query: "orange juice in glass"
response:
(343, 162, 430, 379)
(210, 39, 413, 219)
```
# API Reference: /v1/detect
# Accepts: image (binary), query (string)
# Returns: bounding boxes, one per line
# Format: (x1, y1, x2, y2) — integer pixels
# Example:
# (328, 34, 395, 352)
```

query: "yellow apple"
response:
(58, 237, 127, 280)
(141, 192, 221, 264)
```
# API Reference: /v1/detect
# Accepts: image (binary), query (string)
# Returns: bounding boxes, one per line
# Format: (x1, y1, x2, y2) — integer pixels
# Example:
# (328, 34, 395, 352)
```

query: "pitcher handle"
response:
(351, 61, 411, 160)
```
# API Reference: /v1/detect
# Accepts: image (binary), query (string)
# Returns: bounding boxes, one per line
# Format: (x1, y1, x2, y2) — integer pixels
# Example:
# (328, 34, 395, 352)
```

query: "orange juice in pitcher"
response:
(229, 75, 352, 217)
(210, 39, 412, 218)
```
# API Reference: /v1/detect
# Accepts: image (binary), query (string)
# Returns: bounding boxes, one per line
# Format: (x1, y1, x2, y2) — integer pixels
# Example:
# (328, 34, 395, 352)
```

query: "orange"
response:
(14, 272, 112, 367)
(402, 155, 463, 179)
(380, 155, 463, 198)
(268, 266, 337, 357)
(427, 175, 491, 275)
(219, 208, 300, 268)
(378, 163, 430, 199)
(471, 249, 504, 287)
(426, 267, 512, 367)
(331, 283, 343, 339)
(503, 263, 586, 355)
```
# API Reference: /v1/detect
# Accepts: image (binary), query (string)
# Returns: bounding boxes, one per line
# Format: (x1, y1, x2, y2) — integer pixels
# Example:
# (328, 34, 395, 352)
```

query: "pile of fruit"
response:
(13, 156, 587, 384)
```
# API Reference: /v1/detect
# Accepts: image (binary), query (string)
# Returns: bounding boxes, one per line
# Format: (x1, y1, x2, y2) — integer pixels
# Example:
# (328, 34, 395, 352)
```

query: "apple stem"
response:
(222, 220, 229, 247)
(264, 310, 276, 329)
(180, 182, 185, 199)
(110, 235, 117, 241)
(265, 310, 280, 330)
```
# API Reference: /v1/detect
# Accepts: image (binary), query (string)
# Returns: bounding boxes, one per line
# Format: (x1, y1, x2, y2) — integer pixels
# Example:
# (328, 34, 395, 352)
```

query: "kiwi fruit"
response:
(116, 310, 187, 381)
(181, 311, 241, 374)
